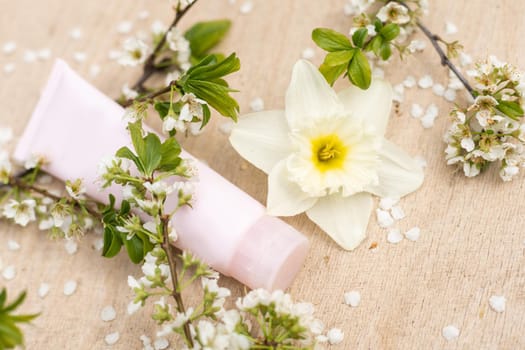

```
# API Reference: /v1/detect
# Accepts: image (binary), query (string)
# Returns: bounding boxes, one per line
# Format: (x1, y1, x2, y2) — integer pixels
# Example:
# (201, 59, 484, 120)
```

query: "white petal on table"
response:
(285, 59, 343, 129)
(365, 139, 424, 198)
(230, 110, 291, 174)
(267, 159, 318, 216)
(338, 79, 393, 136)
(306, 192, 373, 250)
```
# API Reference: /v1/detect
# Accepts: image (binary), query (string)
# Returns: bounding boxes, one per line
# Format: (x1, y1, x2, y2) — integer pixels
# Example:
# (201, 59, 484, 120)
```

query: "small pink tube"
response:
(13, 59, 309, 290)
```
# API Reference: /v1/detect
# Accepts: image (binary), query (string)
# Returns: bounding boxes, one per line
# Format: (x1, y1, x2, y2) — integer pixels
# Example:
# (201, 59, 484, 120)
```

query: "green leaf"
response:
(496, 100, 524, 120)
(319, 63, 347, 86)
(369, 36, 384, 57)
(158, 138, 182, 172)
(312, 28, 353, 52)
(184, 79, 239, 121)
(352, 28, 368, 48)
(102, 227, 123, 258)
(143, 133, 162, 176)
(201, 104, 211, 129)
(9, 314, 39, 323)
(380, 23, 400, 41)
(3, 292, 26, 313)
(379, 42, 392, 60)
(323, 50, 355, 67)
(0, 290, 6, 309)
(181, 53, 240, 120)
(116, 146, 143, 173)
(129, 123, 146, 163)
(347, 49, 372, 89)
(184, 20, 231, 59)
(123, 235, 145, 264)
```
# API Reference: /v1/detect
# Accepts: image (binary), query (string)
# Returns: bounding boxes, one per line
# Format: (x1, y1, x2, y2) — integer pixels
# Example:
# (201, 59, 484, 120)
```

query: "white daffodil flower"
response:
(230, 60, 424, 250)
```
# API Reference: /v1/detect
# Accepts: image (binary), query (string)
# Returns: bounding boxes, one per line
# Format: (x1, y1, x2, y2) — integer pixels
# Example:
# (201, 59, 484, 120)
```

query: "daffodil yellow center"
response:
(311, 134, 348, 172)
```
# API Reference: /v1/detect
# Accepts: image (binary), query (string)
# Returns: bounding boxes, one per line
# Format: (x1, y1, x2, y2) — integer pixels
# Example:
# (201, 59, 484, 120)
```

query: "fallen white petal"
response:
(418, 75, 433, 89)
(387, 229, 403, 244)
(403, 75, 416, 88)
(93, 238, 104, 251)
(70, 28, 83, 40)
(3, 63, 15, 75)
(432, 83, 445, 96)
(23, 50, 37, 63)
(489, 295, 506, 313)
(344, 291, 361, 307)
(405, 227, 421, 241)
(410, 104, 424, 119)
(63, 280, 78, 296)
(154, 338, 169, 350)
(444, 89, 457, 102)
(442, 325, 460, 341)
(218, 120, 234, 135)
(7, 239, 20, 251)
(379, 197, 399, 210)
(391, 206, 405, 220)
(302, 48, 315, 60)
(2, 265, 16, 280)
(445, 21, 458, 35)
(37, 48, 52, 60)
(90, 64, 101, 78)
(459, 52, 473, 67)
(327, 328, 344, 345)
(73, 52, 87, 63)
(101, 305, 117, 321)
(38, 283, 50, 298)
(240, 1, 253, 14)
(116, 21, 133, 34)
(2, 41, 17, 55)
(376, 208, 394, 228)
(137, 10, 150, 20)
(64, 240, 78, 255)
(249, 97, 264, 112)
(421, 113, 437, 129)
(105, 332, 120, 345)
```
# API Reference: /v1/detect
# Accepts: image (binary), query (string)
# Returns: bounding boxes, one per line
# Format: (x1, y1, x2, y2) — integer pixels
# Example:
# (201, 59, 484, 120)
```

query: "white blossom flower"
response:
(377, 2, 411, 25)
(23, 153, 45, 170)
(118, 38, 149, 66)
(166, 28, 191, 67)
(143, 180, 173, 196)
(230, 60, 424, 250)
(3, 199, 36, 226)
(180, 93, 207, 122)
(65, 178, 87, 200)
(122, 84, 139, 100)
(0, 127, 13, 146)
(162, 116, 186, 134)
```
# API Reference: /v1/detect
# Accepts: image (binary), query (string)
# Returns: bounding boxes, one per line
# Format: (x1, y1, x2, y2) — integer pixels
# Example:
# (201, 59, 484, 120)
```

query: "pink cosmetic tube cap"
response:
(13, 59, 309, 290)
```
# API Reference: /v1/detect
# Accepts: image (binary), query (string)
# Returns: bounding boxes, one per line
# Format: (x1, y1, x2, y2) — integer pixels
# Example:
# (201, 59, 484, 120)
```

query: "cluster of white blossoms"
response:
(444, 57, 525, 180)
(345, 0, 429, 53)
(162, 93, 208, 135)
(166, 27, 191, 72)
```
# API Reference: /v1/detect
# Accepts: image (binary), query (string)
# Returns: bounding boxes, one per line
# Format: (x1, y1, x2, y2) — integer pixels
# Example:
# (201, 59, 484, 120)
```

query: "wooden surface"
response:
(1, 0, 525, 348)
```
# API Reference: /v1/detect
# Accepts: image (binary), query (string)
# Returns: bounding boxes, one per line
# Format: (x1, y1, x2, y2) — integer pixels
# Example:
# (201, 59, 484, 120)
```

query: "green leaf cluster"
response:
(116, 123, 182, 178)
(312, 22, 400, 89)
(178, 53, 241, 121)
(184, 20, 231, 62)
(0, 289, 38, 349)
(496, 100, 524, 121)
(101, 195, 154, 264)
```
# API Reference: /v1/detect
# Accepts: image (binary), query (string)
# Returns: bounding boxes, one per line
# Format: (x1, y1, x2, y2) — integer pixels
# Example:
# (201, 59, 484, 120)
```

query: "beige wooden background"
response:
(1, 0, 525, 349)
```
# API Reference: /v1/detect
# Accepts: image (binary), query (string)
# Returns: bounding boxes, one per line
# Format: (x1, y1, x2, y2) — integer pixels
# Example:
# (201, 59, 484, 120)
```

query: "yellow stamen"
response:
(311, 134, 348, 172)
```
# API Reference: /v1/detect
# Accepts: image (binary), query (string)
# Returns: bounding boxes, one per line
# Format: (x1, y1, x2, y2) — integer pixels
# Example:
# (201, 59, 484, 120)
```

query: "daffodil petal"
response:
(285, 59, 344, 129)
(306, 192, 373, 250)
(230, 110, 292, 174)
(267, 159, 318, 216)
(366, 139, 424, 198)
(337, 79, 393, 136)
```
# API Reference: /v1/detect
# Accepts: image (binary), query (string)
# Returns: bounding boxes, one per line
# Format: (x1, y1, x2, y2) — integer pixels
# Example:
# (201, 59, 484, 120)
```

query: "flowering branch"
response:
(160, 210, 194, 346)
(132, 0, 200, 92)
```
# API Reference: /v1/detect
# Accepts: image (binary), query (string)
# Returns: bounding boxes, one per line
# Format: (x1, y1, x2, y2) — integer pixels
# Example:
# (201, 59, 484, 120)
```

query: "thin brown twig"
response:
(391, 0, 476, 98)
(8, 176, 102, 219)
(131, 0, 200, 92)
(415, 21, 476, 98)
(122, 81, 177, 108)
(160, 215, 194, 347)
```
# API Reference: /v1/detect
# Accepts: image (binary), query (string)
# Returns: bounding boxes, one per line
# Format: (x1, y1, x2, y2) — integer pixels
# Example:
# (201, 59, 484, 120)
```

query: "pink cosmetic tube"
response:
(13, 59, 309, 291)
